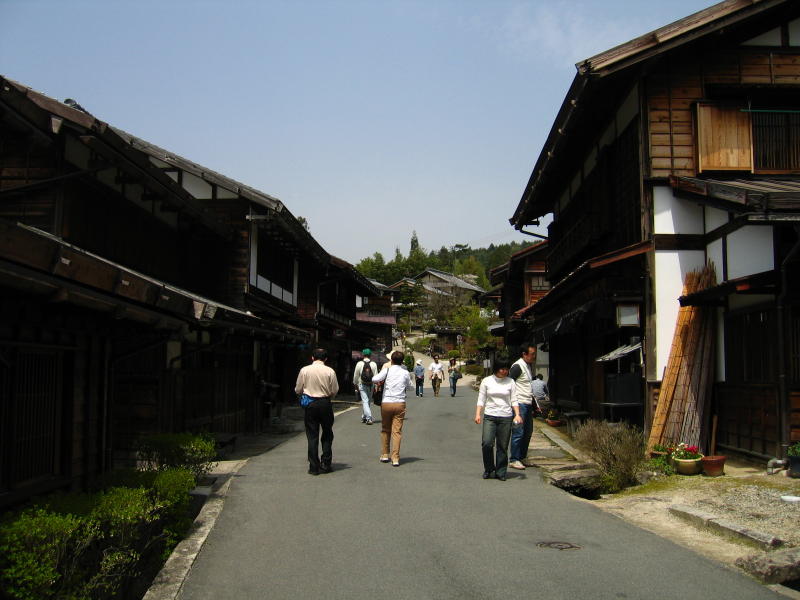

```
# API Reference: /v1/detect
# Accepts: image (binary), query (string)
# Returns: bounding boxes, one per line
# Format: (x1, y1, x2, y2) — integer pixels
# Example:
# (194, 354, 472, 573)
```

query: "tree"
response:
(356, 252, 387, 283)
(451, 303, 492, 352)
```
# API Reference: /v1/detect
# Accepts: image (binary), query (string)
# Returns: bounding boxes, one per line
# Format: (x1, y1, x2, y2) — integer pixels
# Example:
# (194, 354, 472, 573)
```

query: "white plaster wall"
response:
(182, 171, 213, 199)
(707, 238, 723, 277)
(654, 250, 706, 380)
(653, 187, 704, 234)
(704, 206, 729, 233)
(727, 226, 774, 279)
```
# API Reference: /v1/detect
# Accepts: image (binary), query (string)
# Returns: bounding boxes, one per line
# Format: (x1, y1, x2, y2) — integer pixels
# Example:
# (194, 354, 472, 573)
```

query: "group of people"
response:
(412, 354, 461, 397)
(294, 343, 549, 479)
(475, 343, 549, 480)
(295, 347, 413, 473)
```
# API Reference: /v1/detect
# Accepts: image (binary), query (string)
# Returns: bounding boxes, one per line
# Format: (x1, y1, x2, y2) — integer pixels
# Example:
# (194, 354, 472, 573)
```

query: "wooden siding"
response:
(646, 49, 800, 178)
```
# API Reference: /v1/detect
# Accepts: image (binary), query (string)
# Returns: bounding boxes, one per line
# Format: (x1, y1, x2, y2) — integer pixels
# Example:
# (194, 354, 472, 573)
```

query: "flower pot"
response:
(545, 419, 563, 427)
(673, 456, 703, 475)
(650, 450, 668, 459)
(789, 456, 800, 479)
(701, 455, 726, 477)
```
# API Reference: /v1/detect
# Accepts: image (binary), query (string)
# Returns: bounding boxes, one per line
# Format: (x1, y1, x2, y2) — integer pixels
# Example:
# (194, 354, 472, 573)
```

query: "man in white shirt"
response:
(428, 354, 445, 397)
(508, 343, 537, 470)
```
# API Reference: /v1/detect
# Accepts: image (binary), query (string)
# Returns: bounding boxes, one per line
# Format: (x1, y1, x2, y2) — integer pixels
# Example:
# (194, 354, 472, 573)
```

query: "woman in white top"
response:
(372, 350, 413, 466)
(474, 357, 521, 480)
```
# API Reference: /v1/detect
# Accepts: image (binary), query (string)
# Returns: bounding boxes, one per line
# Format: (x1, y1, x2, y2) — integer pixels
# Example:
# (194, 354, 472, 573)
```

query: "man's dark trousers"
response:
(304, 398, 334, 472)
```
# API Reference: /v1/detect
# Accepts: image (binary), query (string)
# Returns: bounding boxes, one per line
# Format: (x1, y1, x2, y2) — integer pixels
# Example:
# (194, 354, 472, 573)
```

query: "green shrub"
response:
(0, 509, 80, 600)
(446, 350, 460, 359)
(574, 420, 646, 493)
(152, 469, 196, 556)
(135, 432, 216, 481)
(463, 364, 483, 376)
(0, 469, 197, 599)
(644, 455, 676, 476)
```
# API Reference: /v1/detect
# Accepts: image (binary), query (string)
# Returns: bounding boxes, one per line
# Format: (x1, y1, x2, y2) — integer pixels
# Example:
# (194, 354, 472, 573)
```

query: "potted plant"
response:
(545, 409, 563, 427)
(671, 443, 703, 475)
(789, 442, 800, 478)
(701, 454, 727, 477)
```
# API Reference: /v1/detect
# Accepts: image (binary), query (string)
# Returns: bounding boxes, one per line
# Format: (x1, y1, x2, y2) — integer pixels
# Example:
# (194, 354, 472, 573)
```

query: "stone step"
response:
(547, 468, 602, 495)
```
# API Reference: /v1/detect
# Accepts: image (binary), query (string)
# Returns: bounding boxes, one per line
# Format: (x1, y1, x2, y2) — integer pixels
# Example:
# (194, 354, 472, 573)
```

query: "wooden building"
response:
(489, 242, 550, 354)
(0, 76, 383, 507)
(510, 0, 800, 458)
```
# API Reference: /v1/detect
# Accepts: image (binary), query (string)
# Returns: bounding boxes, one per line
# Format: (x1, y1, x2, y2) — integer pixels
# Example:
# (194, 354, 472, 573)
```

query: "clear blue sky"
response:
(2, 0, 713, 264)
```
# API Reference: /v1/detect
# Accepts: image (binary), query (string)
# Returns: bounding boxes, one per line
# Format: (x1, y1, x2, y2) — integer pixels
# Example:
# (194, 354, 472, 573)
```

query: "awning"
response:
(596, 342, 641, 362)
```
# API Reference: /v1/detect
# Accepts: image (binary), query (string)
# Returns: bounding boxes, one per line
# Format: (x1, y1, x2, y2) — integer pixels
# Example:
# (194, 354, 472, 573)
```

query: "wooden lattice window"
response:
(725, 308, 776, 383)
(753, 112, 800, 171)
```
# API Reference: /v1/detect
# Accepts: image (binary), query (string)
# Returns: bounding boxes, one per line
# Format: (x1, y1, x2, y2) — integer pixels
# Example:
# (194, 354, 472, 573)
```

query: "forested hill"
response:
(354, 232, 531, 289)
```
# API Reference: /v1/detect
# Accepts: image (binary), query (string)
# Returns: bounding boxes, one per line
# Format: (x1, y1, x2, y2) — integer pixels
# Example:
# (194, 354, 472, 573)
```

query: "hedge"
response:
(1, 432, 210, 600)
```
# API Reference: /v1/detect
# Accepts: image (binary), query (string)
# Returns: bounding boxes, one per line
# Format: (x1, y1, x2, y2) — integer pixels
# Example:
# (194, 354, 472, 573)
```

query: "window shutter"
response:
(696, 104, 753, 172)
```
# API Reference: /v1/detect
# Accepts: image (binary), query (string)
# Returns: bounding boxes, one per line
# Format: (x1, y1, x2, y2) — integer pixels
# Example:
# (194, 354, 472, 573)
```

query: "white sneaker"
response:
(379, 456, 390, 463)
(509, 460, 526, 470)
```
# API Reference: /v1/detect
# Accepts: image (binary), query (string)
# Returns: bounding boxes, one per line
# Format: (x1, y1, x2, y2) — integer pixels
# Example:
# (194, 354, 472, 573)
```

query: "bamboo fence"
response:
(648, 264, 717, 451)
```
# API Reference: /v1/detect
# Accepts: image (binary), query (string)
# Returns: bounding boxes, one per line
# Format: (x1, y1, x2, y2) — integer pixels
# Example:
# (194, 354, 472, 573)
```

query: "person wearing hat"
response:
(413, 359, 425, 397)
(352, 348, 378, 424)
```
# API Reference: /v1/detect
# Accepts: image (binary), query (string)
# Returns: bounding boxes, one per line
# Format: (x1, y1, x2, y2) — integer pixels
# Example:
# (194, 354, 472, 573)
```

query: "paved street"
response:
(178, 379, 779, 600)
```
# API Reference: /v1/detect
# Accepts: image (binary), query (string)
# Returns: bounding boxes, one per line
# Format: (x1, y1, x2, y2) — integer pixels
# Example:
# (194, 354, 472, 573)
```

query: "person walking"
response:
(371, 350, 413, 466)
(352, 348, 377, 424)
(413, 359, 425, 397)
(474, 358, 521, 481)
(508, 343, 537, 471)
(294, 348, 339, 475)
(447, 357, 461, 397)
(428, 354, 444, 397)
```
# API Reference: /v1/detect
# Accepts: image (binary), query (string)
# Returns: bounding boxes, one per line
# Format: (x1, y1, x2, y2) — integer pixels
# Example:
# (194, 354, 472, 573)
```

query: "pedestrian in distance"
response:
(371, 350, 413, 466)
(413, 359, 425, 397)
(447, 357, 461, 397)
(475, 357, 521, 481)
(294, 348, 339, 475)
(429, 354, 444, 397)
(508, 343, 537, 471)
(352, 348, 377, 425)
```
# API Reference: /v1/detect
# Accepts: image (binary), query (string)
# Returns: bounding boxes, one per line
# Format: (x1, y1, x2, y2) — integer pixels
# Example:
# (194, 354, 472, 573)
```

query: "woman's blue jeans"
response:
(449, 376, 457, 396)
(481, 415, 512, 476)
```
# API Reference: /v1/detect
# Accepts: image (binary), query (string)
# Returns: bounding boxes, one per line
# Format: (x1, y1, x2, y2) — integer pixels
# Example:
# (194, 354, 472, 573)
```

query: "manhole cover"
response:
(536, 541, 581, 550)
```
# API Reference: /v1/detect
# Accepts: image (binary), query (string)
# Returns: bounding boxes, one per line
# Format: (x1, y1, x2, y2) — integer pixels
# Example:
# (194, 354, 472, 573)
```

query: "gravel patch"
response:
(693, 485, 800, 546)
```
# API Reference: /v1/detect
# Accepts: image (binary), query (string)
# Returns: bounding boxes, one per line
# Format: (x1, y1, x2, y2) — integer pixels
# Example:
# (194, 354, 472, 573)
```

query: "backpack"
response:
(360, 361, 374, 383)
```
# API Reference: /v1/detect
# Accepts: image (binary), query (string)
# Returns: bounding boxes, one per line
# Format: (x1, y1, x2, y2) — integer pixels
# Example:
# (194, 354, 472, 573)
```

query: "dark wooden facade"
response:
(0, 76, 382, 508)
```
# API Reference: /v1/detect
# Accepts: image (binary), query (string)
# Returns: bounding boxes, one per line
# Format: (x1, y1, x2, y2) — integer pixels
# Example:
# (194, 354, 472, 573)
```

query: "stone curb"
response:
(537, 422, 596, 466)
(668, 504, 785, 551)
(143, 461, 246, 600)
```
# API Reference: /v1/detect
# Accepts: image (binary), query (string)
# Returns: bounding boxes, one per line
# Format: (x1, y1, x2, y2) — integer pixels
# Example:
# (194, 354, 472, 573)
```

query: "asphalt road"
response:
(178, 383, 779, 600)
